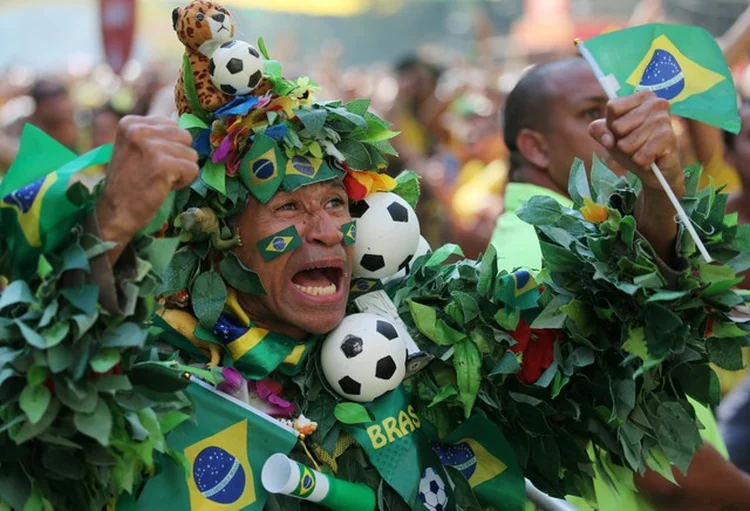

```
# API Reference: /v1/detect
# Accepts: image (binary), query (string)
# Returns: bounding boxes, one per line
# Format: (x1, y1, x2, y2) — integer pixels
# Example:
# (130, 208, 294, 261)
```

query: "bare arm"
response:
(635, 444, 750, 511)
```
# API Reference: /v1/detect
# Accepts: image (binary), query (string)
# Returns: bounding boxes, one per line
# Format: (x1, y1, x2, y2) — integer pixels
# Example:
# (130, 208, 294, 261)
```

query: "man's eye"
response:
(582, 108, 603, 121)
(326, 197, 346, 209)
(277, 202, 297, 211)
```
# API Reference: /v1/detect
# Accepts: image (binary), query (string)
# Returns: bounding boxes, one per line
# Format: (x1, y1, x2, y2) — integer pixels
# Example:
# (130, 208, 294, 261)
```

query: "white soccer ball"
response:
(382, 235, 432, 283)
(350, 192, 420, 279)
(209, 40, 264, 96)
(320, 313, 407, 402)
(419, 467, 449, 511)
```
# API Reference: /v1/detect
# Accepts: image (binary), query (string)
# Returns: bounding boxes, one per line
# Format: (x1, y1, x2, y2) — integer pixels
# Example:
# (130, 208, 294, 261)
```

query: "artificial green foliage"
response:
(380, 161, 750, 499)
(0, 228, 191, 510)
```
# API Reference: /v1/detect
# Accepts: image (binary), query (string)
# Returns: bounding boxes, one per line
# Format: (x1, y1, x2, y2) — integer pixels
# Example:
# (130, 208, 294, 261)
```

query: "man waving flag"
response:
(580, 23, 741, 134)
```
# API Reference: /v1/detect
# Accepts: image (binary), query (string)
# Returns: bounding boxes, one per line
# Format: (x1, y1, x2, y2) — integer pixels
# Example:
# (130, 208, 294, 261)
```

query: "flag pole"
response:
(575, 39, 713, 263)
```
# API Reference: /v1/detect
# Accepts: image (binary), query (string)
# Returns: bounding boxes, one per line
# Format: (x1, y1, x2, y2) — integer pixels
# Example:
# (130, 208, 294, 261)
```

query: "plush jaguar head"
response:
(172, 0, 236, 54)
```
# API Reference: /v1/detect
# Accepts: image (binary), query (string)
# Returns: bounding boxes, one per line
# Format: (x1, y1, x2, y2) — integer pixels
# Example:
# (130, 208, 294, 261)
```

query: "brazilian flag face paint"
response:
(239, 133, 287, 204)
(341, 221, 357, 246)
(257, 225, 303, 262)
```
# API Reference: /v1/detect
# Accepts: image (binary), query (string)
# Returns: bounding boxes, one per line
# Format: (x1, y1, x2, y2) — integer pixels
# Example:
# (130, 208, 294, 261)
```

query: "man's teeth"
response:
(294, 283, 337, 296)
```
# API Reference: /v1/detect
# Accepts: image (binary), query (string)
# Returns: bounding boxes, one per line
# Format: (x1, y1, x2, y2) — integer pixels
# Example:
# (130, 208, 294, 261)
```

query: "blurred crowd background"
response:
(0, 0, 749, 257)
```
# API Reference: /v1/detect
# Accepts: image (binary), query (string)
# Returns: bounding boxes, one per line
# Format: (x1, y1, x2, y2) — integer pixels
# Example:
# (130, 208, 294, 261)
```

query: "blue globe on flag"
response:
(432, 441, 478, 480)
(193, 446, 246, 504)
(637, 49, 685, 100)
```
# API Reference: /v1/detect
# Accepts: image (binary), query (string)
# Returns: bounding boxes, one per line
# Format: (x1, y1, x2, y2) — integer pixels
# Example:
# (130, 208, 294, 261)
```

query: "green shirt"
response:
(491, 182, 729, 511)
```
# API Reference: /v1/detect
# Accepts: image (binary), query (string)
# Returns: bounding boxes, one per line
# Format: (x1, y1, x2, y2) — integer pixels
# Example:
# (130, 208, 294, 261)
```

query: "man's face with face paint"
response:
(232, 181, 354, 339)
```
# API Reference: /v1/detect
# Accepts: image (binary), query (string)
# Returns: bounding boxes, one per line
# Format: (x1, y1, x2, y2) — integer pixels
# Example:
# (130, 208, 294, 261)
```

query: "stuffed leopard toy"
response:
(172, 0, 236, 115)
(172, 0, 273, 116)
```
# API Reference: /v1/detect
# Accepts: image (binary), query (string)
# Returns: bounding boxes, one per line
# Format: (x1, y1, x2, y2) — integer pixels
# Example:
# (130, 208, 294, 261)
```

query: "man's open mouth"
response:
(291, 263, 344, 297)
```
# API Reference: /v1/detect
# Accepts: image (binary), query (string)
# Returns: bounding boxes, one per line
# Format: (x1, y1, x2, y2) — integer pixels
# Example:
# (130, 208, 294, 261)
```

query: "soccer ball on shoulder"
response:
(321, 191, 426, 404)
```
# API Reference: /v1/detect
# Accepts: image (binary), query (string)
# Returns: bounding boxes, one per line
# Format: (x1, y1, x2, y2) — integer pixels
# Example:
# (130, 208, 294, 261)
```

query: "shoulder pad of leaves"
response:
(0, 228, 191, 510)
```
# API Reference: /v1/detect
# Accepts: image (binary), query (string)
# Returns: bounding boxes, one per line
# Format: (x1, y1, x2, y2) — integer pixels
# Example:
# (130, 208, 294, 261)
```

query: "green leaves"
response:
(567, 158, 590, 206)
(74, 399, 113, 446)
(337, 138, 371, 170)
(334, 403, 373, 424)
(219, 252, 266, 295)
(0, 280, 33, 310)
(89, 349, 121, 373)
(201, 160, 226, 195)
(191, 271, 227, 330)
(392, 170, 421, 210)
(407, 300, 439, 344)
(159, 249, 198, 295)
(101, 323, 147, 349)
(706, 338, 745, 370)
(60, 285, 99, 315)
(454, 340, 481, 418)
(20, 385, 51, 424)
(516, 196, 563, 225)
(295, 108, 328, 137)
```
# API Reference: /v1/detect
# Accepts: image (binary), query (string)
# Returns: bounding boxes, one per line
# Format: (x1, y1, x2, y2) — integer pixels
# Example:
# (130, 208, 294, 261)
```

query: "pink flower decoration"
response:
(213, 136, 232, 163)
(217, 367, 244, 394)
(248, 378, 297, 417)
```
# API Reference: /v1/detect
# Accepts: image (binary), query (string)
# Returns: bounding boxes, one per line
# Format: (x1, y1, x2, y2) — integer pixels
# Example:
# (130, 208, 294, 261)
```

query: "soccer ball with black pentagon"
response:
(209, 40, 264, 96)
(320, 313, 407, 402)
(419, 467, 449, 511)
(350, 192, 421, 279)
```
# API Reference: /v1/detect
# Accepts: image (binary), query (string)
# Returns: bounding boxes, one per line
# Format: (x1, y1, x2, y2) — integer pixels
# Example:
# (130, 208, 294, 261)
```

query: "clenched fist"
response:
(589, 90, 685, 198)
(95, 116, 199, 261)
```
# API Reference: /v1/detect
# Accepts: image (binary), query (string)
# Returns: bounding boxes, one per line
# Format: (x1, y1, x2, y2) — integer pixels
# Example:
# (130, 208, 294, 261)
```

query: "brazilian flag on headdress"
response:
(582, 23, 741, 133)
(282, 154, 336, 192)
(431, 412, 525, 511)
(135, 377, 298, 510)
(239, 133, 286, 204)
(0, 125, 112, 279)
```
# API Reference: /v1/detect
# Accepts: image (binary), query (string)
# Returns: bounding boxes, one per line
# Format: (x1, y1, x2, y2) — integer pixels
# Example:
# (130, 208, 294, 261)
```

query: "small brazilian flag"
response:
(282, 154, 336, 192)
(0, 125, 113, 279)
(256, 225, 302, 262)
(135, 378, 298, 510)
(239, 133, 286, 204)
(342, 220, 357, 246)
(432, 412, 525, 511)
(582, 23, 740, 133)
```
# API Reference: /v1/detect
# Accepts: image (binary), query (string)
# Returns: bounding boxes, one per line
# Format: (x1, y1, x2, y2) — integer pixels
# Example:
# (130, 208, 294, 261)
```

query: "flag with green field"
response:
(582, 23, 740, 133)
(135, 378, 299, 510)
(0, 125, 112, 279)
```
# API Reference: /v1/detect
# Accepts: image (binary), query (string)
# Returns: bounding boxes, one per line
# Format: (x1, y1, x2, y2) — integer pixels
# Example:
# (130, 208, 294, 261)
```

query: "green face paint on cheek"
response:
(257, 225, 303, 262)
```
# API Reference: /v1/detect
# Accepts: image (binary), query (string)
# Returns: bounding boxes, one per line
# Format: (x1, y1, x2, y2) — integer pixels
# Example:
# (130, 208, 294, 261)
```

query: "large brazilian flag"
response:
(0, 125, 112, 279)
(582, 23, 741, 134)
(136, 378, 299, 510)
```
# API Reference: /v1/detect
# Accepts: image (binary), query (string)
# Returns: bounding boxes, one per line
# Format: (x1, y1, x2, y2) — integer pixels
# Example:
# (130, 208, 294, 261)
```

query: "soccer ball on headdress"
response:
(419, 467, 449, 511)
(320, 313, 407, 402)
(209, 40, 264, 96)
(350, 192, 421, 279)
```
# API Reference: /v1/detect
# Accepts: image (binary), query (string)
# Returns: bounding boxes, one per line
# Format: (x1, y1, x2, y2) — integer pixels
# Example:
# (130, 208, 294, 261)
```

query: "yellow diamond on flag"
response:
(461, 438, 507, 489)
(625, 34, 725, 105)
(184, 419, 256, 509)
(267, 236, 292, 253)
(298, 466, 316, 496)
(0, 172, 58, 248)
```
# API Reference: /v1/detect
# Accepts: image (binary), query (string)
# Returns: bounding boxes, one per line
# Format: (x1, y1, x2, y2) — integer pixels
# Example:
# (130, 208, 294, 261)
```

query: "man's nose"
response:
(306, 212, 344, 247)
(212, 12, 225, 22)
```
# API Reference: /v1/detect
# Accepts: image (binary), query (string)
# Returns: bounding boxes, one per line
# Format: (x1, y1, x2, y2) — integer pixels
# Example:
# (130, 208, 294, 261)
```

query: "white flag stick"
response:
(575, 39, 713, 263)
